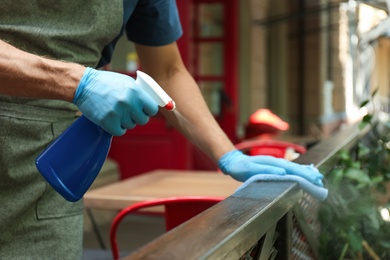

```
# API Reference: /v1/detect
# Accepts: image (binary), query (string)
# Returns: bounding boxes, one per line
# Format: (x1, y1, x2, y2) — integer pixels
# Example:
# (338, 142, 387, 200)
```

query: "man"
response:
(0, 1, 323, 259)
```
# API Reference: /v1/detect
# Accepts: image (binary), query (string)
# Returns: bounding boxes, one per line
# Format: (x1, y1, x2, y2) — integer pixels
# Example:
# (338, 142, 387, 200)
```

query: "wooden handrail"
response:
(122, 122, 372, 259)
(294, 122, 371, 173)
(124, 182, 302, 260)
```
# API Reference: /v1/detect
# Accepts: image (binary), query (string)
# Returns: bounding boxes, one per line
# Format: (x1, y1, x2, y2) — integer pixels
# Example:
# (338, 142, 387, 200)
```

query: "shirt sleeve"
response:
(126, 0, 183, 46)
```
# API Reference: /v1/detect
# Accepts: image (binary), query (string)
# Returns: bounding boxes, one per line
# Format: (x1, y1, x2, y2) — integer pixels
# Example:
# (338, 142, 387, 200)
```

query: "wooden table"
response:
(84, 169, 242, 249)
(84, 169, 242, 211)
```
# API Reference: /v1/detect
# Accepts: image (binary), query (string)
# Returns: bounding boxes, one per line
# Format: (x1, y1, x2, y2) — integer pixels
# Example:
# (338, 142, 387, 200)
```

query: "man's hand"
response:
(73, 68, 159, 136)
(218, 150, 324, 186)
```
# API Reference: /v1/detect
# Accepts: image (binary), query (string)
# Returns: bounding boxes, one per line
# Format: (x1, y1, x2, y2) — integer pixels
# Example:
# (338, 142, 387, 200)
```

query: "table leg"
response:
(86, 208, 106, 250)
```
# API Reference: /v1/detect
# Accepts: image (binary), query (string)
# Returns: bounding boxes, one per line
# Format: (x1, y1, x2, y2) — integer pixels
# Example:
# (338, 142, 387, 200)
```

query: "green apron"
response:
(0, 0, 123, 258)
(0, 106, 83, 259)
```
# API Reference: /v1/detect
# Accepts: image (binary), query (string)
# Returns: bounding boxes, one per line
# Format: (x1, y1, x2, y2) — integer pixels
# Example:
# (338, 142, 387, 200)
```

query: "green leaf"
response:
(359, 121, 368, 130)
(367, 212, 380, 230)
(344, 168, 371, 184)
(357, 143, 370, 157)
(359, 100, 369, 108)
(339, 150, 351, 161)
(329, 168, 344, 185)
(371, 175, 384, 184)
(338, 243, 349, 260)
(379, 239, 390, 248)
(348, 230, 362, 252)
(350, 161, 361, 169)
(362, 114, 373, 124)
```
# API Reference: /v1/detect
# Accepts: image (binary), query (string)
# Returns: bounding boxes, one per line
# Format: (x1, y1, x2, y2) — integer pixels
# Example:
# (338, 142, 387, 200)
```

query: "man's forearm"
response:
(159, 68, 236, 163)
(135, 42, 236, 164)
(0, 40, 85, 102)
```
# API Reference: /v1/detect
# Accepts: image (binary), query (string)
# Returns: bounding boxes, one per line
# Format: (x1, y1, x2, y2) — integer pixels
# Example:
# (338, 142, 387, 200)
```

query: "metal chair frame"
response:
(110, 196, 223, 259)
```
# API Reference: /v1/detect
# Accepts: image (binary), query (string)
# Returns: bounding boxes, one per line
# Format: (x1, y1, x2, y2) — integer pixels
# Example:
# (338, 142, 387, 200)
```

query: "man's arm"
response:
(0, 39, 159, 136)
(135, 42, 325, 188)
(134, 42, 236, 164)
(0, 39, 85, 101)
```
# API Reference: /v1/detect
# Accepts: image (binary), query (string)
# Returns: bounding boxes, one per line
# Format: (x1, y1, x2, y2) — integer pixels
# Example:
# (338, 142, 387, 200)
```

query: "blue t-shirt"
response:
(98, 0, 183, 68)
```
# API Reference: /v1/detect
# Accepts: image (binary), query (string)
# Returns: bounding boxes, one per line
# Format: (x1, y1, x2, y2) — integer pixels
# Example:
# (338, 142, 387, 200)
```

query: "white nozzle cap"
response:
(135, 70, 176, 111)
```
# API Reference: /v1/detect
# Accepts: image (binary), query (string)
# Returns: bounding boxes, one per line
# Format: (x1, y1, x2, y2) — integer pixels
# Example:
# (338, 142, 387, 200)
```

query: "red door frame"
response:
(184, 0, 239, 142)
(222, 0, 239, 142)
(178, 0, 239, 170)
(176, 0, 191, 67)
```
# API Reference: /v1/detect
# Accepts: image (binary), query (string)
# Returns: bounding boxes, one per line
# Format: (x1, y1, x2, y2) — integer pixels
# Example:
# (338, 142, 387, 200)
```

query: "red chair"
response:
(110, 196, 223, 260)
(235, 139, 307, 159)
(245, 109, 290, 139)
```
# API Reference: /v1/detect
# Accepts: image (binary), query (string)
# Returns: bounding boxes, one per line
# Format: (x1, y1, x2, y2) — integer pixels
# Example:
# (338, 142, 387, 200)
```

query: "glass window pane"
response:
(199, 81, 223, 116)
(199, 43, 223, 75)
(198, 3, 224, 37)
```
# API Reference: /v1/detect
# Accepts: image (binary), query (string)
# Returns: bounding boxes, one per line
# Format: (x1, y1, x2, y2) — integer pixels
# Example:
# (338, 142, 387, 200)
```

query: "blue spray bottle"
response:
(35, 71, 175, 202)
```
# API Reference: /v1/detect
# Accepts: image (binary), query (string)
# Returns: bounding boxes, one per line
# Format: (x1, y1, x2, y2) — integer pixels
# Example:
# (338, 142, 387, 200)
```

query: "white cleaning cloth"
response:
(235, 174, 328, 201)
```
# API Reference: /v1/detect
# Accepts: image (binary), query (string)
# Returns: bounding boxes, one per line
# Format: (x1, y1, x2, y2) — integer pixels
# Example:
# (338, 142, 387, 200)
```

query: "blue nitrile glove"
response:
(218, 150, 324, 187)
(73, 68, 159, 136)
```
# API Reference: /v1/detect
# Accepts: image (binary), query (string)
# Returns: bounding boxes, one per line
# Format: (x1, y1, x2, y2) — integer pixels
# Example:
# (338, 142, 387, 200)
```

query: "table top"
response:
(84, 169, 242, 210)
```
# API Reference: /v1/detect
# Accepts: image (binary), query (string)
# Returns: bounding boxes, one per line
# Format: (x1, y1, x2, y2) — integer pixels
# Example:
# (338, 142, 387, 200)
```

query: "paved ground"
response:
(83, 213, 165, 260)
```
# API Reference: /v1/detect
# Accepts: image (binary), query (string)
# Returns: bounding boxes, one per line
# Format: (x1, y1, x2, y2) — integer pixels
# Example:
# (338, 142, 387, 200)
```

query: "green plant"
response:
(318, 91, 390, 260)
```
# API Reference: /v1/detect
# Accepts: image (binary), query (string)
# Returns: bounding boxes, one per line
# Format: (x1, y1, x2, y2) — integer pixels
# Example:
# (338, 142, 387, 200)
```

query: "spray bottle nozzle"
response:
(164, 101, 176, 111)
(135, 70, 175, 111)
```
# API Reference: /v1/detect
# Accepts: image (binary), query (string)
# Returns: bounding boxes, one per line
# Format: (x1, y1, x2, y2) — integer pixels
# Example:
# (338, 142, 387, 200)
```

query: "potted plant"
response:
(318, 91, 390, 260)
